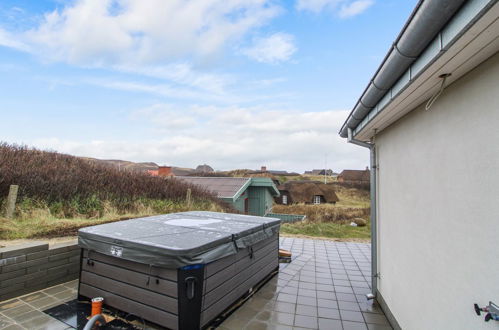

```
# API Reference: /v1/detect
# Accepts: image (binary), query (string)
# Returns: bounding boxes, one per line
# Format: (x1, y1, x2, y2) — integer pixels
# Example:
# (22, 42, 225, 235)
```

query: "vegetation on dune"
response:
(0, 143, 228, 238)
(280, 221, 370, 240)
(273, 180, 371, 240)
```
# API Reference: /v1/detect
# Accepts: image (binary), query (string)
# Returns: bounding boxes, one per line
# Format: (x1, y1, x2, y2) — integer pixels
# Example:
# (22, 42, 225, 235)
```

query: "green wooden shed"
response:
(177, 176, 280, 216)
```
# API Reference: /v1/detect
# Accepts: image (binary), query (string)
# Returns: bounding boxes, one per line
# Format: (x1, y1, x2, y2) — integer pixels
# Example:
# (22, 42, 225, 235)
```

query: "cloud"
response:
(338, 0, 374, 18)
(0, 28, 28, 51)
(296, 0, 374, 17)
(242, 33, 297, 64)
(0, 0, 281, 67)
(30, 105, 369, 172)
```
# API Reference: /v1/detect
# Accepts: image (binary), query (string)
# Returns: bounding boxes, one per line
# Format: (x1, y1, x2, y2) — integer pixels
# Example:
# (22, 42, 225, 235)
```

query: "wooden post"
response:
(5, 185, 19, 218)
(186, 188, 192, 208)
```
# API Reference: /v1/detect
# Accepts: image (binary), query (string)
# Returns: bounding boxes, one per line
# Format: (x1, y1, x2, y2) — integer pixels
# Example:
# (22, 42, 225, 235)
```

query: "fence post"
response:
(5, 185, 19, 218)
(186, 188, 192, 208)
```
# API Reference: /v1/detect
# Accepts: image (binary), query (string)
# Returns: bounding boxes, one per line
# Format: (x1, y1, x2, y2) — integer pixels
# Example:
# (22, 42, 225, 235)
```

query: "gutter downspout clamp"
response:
(347, 128, 378, 300)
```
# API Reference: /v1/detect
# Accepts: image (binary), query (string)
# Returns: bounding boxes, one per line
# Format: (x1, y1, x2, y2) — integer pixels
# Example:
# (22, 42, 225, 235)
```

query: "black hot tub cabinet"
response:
(77, 211, 280, 329)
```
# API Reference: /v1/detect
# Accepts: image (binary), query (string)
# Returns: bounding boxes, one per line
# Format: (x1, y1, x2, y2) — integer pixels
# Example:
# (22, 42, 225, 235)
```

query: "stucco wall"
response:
(375, 52, 499, 329)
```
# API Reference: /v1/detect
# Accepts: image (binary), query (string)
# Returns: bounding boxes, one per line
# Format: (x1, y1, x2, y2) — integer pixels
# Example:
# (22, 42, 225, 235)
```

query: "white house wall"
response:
(375, 52, 499, 330)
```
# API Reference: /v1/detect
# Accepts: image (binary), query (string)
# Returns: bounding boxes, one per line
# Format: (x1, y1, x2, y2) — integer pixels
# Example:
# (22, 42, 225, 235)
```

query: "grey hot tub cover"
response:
(78, 211, 280, 268)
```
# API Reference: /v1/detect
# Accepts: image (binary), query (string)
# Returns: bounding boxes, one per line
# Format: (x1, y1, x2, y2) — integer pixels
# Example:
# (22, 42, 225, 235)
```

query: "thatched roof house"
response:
(337, 168, 370, 184)
(276, 181, 339, 205)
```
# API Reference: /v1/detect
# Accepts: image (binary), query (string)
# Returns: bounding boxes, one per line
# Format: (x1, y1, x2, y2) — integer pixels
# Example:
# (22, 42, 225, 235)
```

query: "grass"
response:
(280, 221, 370, 240)
(272, 182, 370, 240)
(0, 199, 224, 240)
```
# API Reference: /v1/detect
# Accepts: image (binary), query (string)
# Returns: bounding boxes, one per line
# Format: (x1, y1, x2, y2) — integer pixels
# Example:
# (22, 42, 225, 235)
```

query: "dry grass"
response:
(280, 221, 370, 240)
(0, 199, 224, 240)
(0, 143, 223, 218)
(274, 183, 370, 239)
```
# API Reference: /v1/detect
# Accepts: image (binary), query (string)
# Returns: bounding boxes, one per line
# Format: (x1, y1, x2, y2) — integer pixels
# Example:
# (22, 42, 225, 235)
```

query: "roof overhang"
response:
(249, 178, 281, 196)
(230, 179, 253, 201)
(341, 0, 499, 141)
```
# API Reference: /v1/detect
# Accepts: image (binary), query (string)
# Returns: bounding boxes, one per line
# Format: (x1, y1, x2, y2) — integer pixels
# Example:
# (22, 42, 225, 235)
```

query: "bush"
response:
(0, 143, 223, 217)
(272, 203, 369, 223)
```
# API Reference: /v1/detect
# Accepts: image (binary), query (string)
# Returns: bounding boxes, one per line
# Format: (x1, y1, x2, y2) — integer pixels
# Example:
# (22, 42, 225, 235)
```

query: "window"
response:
(282, 195, 288, 205)
(313, 195, 321, 205)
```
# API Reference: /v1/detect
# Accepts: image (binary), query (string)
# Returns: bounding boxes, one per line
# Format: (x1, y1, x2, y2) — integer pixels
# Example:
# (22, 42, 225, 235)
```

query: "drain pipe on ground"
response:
(347, 128, 378, 299)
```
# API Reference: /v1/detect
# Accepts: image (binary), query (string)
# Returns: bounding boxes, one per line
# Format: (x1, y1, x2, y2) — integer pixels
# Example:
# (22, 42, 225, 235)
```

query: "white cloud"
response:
(0, 28, 28, 51)
(338, 0, 374, 18)
(1, 0, 280, 67)
(296, 0, 374, 17)
(242, 33, 297, 64)
(31, 105, 369, 172)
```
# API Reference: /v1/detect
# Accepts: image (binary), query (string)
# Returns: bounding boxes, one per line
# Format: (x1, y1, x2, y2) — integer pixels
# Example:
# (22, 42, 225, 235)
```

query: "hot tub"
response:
(77, 211, 280, 329)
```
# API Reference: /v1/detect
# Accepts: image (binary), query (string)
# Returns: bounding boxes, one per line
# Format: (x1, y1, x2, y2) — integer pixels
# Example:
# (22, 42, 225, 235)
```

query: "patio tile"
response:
(300, 276, 316, 283)
(367, 324, 393, 330)
(268, 325, 293, 330)
(0, 299, 25, 312)
(316, 291, 335, 300)
(298, 282, 316, 290)
(358, 302, 383, 314)
(296, 305, 317, 317)
(318, 318, 343, 330)
(298, 289, 316, 298)
(340, 311, 365, 323)
(41, 285, 68, 296)
(338, 301, 360, 311)
(277, 293, 297, 304)
(317, 307, 340, 320)
(362, 313, 390, 325)
(233, 306, 260, 320)
(342, 321, 368, 330)
(1, 304, 35, 319)
(315, 284, 334, 292)
(274, 302, 296, 314)
(317, 298, 337, 309)
(281, 287, 299, 295)
(0, 317, 14, 328)
(246, 320, 272, 330)
(19, 292, 48, 303)
(257, 311, 273, 322)
(296, 296, 316, 307)
(12, 308, 48, 322)
(316, 278, 333, 285)
(294, 315, 318, 329)
(335, 286, 354, 294)
(1, 324, 25, 330)
(19, 313, 65, 329)
(221, 314, 250, 329)
(336, 293, 358, 302)
(271, 312, 295, 326)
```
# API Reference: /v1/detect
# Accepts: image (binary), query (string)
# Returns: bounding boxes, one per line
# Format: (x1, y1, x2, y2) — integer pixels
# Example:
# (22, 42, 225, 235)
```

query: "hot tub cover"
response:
(78, 211, 280, 268)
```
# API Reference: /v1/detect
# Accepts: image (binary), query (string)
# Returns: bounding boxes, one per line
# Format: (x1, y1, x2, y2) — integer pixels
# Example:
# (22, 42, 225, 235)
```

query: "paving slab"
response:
(0, 237, 392, 329)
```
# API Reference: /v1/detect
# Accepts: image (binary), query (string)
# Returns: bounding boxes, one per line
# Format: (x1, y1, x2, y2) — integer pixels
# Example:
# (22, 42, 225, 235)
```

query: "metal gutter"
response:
(348, 128, 378, 297)
(339, 0, 467, 138)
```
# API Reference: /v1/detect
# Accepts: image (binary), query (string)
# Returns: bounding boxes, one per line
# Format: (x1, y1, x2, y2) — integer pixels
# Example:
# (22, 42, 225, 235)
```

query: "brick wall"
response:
(0, 241, 80, 301)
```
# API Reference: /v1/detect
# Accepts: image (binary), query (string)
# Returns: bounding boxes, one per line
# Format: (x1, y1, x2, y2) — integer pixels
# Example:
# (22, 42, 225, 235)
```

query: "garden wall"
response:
(0, 240, 80, 301)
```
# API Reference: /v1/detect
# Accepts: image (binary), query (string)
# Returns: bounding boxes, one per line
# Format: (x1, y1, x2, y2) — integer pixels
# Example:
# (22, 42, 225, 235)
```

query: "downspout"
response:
(348, 128, 378, 298)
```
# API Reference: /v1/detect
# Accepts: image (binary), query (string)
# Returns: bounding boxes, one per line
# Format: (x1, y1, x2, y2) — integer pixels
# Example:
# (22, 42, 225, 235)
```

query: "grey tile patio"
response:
(0, 237, 391, 330)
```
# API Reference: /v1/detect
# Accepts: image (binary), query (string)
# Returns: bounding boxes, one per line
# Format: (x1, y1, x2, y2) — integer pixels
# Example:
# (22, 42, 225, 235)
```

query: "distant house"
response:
(249, 166, 300, 176)
(195, 164, 214, 173)
(304, 169, 334, 176)
(337, 168, 370, 184)
(156, 166, 196, 177)
(177, 176, 279, 216)
(276, 181, 339, 205)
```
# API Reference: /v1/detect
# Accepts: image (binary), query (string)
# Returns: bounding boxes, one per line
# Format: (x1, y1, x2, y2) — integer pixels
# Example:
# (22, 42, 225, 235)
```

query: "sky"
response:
(0, 0, 417, 173)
